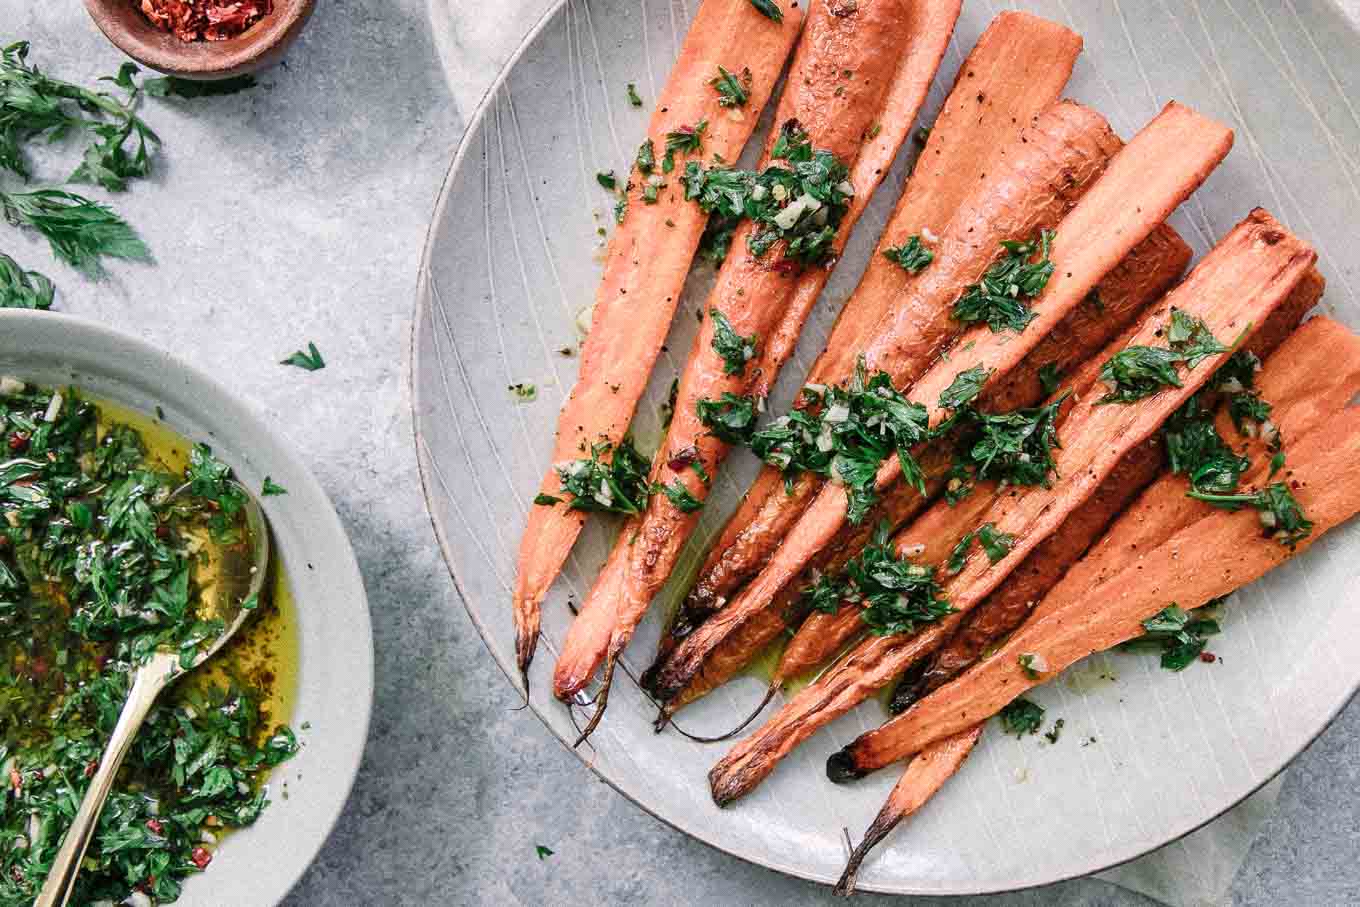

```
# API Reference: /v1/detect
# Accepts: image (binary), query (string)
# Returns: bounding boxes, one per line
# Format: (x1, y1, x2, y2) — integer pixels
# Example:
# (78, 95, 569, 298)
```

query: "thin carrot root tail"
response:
(571, 655, 618, 748)
(834, 815, 898, 897)
(661, 686, 777, 744)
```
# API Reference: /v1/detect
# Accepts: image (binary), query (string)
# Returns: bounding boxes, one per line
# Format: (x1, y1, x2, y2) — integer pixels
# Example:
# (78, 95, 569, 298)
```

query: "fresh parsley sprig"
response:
(0, 250, 53, 308)
(0, 188, 148, 274)
(846, 522, 952, 636)
(946, 522, 1015, 574)
(696, 392, 759, 445)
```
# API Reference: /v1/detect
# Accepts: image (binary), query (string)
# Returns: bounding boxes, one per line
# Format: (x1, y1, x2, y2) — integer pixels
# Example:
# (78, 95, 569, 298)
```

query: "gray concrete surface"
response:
(8, 1, 1359, 904)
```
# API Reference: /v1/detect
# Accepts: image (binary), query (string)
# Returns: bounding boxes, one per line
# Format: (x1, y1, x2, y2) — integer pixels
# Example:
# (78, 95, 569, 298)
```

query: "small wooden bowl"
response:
(83, 0, 315, 80)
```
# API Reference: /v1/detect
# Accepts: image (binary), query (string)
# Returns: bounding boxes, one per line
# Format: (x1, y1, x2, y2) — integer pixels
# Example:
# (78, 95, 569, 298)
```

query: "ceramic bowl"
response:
(83, 0, 315, 79)
(0, 310, 373, 906)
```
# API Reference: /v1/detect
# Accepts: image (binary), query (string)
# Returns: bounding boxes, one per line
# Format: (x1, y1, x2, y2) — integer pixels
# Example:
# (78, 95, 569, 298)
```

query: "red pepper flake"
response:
(146, 818, 164, 835)
(1200, 651, 1217, 663)
(666, 446, 699, 472)
(7, 432, 28, 452)
(190, 846, 213, 869)
(138, 0, 274, 42)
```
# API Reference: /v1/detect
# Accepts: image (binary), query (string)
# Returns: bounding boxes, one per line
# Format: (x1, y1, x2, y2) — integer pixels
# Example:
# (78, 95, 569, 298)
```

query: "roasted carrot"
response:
(833, 404, 1360, 777)
(653, 97, 1125, 695)
(840, 302, 1340, 887)
(552, 0, 934, 718)
(707, 209, 1313, 803)
(656, 228, 1190, 720)
(680, 12, 1084, 628)
(510, 0, 805, 682)
(892, 269, 1327, 707)
(773, 223, 1193, 691)
(834, 726, 982, 897)
(651, 102, 1235, 707)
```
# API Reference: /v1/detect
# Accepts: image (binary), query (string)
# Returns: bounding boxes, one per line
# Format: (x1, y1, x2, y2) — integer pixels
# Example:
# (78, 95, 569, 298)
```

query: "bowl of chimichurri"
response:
(0, 310, 372, 906)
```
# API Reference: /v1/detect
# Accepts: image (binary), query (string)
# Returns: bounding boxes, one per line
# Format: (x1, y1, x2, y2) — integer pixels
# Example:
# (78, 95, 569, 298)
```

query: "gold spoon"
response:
(36, 481, 271, 907)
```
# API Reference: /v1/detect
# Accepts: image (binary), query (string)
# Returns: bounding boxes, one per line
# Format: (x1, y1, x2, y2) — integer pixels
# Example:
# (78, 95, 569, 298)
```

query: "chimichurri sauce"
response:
(0, 381, 297, 906)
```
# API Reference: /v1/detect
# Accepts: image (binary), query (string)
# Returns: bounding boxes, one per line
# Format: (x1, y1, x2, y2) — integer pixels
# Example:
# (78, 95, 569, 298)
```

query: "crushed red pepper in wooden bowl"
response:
(138, 0, 274, 42)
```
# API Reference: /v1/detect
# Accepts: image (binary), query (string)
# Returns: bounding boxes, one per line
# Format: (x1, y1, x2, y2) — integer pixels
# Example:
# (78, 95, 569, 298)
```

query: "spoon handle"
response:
(36, 655, 176, 907)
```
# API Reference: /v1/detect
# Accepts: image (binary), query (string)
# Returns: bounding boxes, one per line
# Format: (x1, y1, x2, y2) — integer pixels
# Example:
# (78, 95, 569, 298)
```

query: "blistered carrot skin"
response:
(650, 102, 1235, 710)
(553, 0, 927, 707)
(680, 12, 1083, 626)
(834, 726, 981, 897)
(837, 404, 1360, 778)
(511, 0, 805, 681)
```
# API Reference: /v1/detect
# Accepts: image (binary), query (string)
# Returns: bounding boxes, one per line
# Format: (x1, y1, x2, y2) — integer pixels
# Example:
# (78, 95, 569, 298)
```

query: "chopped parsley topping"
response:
(1097, 309, 1226, 404)
(0, 252, 53, 310)
(750, 360, 930, 523)
(1037, 362, 1062, 398)
(946, 522, 1015, 575)
(536, 844, 554, 860)
(534, 438, 651, 515)
(613, 195, 628, 225)
(1018, 652, 1046, 679)
(280, 342, 325, 371)
(709, 308, 759, 375)
(749, 0, 784, 23)
(681, 120, 853, 267)
(261, 476, 287, 497)
(882, 235, 933, 274)
(1163, 393, 1249, 495)
(596, 170, 616, 190)
(662, 120, 707, 173)
(936, 365, 990, 412)
(509, 382, 537, 402)
(1188, 482, 1313, 548)
(0, 383, 296, 905)
(999, 698, 1045, 736)
(652, 479, 703, 513)
(626, 82, 643, 107)
(696, 392, 759, 445)
(710, 66, 751, 108)
(635, 138, 656, 175)
(1122, 603, 1221, 670)
(952, 231, 1055, 334)
(801, 522, 952, 636)
(943, 393, 1067, 504)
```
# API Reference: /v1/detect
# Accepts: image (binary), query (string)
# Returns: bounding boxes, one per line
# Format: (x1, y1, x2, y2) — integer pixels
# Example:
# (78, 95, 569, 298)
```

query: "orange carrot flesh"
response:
(834, 726, 982, 897)
(651, 104, 1235, 706)
(553, 0, 924, 703)
(837, 405, 1360, 776)
(681, 12, 1084, 624)
(511, 0, 805, 678)
(707, 208, 1313, 803)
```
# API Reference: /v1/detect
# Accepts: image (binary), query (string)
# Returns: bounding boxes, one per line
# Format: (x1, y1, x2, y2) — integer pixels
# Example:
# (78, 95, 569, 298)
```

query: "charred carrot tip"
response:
(826, 748, 864, 784)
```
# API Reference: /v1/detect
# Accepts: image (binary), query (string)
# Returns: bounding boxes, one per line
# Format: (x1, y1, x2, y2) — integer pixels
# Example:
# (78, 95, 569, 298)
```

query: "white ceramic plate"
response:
(0, 311, 374, 907)
(413, 0, 1360, 894)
